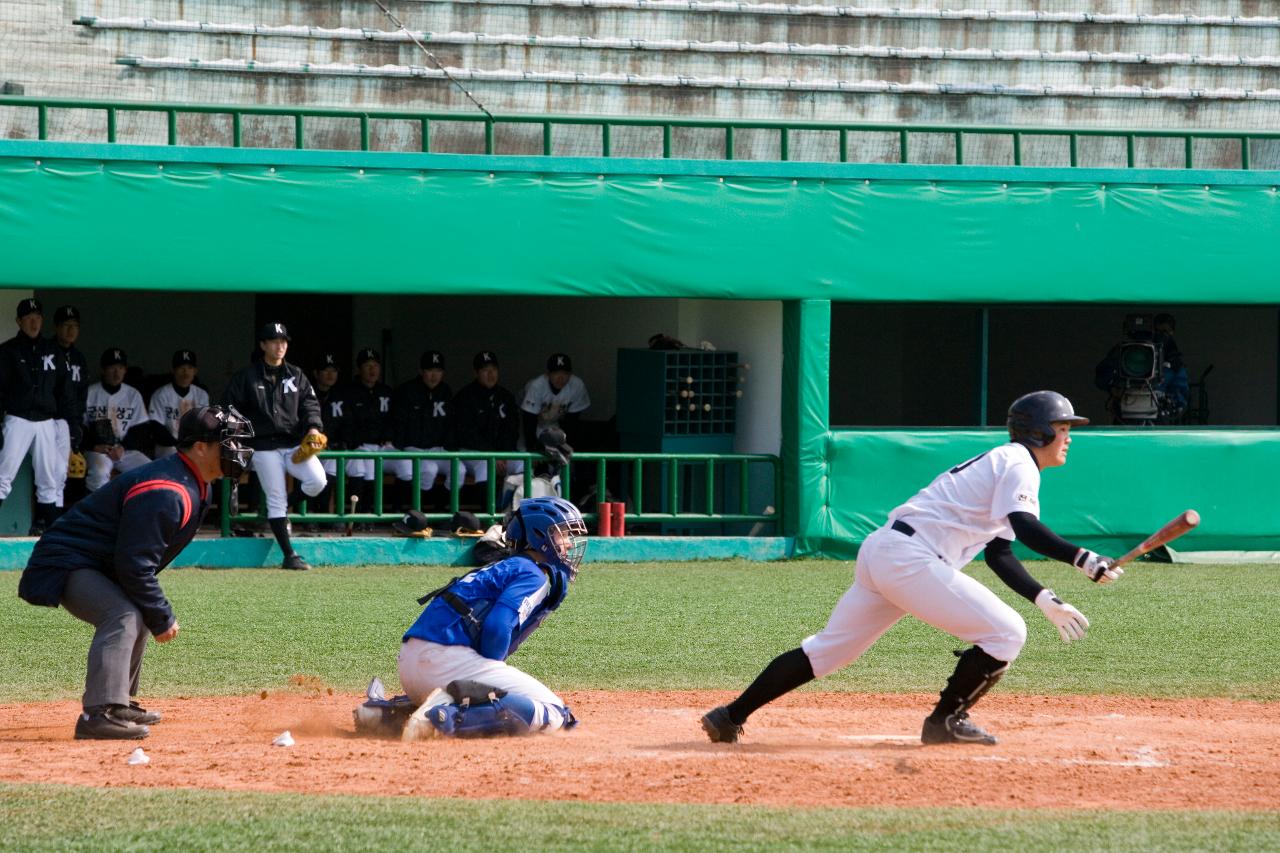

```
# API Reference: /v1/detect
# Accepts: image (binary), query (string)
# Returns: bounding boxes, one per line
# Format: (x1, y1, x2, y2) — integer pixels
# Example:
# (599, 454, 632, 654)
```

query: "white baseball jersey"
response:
(149, 383, 210, 440)
(520, 374, 590, 438)
(84, 383, 147, 441)
(887, 443, 1041, 568)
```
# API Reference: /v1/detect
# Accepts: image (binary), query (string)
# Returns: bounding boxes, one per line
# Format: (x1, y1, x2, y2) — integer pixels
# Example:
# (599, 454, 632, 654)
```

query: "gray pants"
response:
(60, 569, 150, 710)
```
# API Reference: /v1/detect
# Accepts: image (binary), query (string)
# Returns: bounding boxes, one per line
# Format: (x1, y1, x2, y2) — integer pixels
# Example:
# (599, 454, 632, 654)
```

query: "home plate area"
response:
(0, 690, 1275, 811)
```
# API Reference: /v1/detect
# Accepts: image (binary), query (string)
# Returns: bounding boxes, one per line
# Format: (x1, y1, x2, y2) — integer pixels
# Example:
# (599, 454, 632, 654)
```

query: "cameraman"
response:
(1094, 312, 1188, 424)
(1153, 313, 1189, 412)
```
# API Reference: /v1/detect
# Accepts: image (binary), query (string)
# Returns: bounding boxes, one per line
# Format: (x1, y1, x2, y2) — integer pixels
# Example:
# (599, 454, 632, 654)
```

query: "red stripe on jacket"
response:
(124, 481, 192, 529)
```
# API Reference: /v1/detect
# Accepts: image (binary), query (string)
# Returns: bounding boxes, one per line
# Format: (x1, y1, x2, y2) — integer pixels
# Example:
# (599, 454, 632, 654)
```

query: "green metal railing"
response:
(2, 95, 1275, 169)
(218, 450, 781, 535)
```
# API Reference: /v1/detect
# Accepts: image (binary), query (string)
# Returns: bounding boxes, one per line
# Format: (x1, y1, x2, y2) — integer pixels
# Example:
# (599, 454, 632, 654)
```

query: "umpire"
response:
(18, 406, 253, 740)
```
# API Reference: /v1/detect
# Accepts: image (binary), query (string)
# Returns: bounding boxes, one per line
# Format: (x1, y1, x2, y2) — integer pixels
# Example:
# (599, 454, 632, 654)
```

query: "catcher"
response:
(355, 497, 587, 739)
(222, 323, 327, 570)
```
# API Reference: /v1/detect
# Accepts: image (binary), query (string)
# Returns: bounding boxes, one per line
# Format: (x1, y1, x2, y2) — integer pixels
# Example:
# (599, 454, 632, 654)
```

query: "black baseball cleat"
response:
(701, 705, 744, 744)
(921, 711, 998, 746)
(114, 702, 162, 725)
(74, 708, 149, 740)
(281, 553, 311, 571)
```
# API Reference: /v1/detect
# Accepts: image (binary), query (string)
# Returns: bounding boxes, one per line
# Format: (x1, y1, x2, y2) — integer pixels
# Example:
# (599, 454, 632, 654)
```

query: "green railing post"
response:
(738, 459, 749, 515)
(167, 110, 177, 145)
(662, 125, 672, 159)
(596, 458, 607, 506)
(1241, 136, 1251, 170)
(450, 459, 461, 514)
(220, 479, 232, 537)
(373, 457, 384, 515)
(542, 121, 552, 155)
(838, 128, 848, 163)
(37, 105, 47, 140)
(561, 463, 572, 499)
(1012, 131, 1022, 166)
(954, 131, 964, 165)
(632, 458, 644, 515)
(421, 117, 430, 153)
(724, 126, 734, 160)
(601, 122, 611, 158)
(335, 468, 347, 515)
(233, 112, 242, 147)
(779, 127, 789, 161)
(1126, 134, 1136, 168)
(1069, 134, 1079, 167)
(484, 120, 494, 155)
(106, 107, 116, 143)
(410, 460, 422, 510)
(899, 129, 909, 163)
(360, 115, 370, 151)
(485, 458, 497, 518)
(1184, 135, 1194, 169)
(295, 114, 305, 149)
(667, 459, 679, 517)
(704, 460, 715, 515)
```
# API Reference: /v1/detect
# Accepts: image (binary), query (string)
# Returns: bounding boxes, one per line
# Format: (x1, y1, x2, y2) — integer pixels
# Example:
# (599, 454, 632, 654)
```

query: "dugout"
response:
(2, 138, 1279, 560)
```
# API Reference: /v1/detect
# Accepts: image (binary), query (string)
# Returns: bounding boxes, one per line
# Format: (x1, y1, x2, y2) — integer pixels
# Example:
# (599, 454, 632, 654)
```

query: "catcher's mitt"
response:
(291, 432, 328, 464)
(67, 452, 87, 480)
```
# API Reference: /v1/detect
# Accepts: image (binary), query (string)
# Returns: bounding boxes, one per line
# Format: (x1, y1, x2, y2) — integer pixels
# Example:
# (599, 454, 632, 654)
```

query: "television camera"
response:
(1096, 313, 1189, 425)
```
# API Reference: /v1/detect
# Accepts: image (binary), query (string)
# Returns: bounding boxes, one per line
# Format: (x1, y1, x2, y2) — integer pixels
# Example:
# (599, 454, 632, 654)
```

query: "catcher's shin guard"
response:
(353, 677, 416, 737)
(420, 693, 570, 738)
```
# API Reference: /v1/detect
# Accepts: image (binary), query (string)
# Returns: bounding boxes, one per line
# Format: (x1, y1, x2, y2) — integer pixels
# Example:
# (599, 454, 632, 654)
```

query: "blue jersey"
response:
(403, 554, 568, 661)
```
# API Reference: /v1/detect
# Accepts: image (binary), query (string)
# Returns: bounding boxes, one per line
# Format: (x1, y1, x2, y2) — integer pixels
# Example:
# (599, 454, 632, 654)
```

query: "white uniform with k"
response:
(802, 443, 1039, 677)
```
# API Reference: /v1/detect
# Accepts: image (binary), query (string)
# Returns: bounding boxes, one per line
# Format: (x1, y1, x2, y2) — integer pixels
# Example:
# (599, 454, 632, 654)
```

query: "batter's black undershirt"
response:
(983, 537, 1044, 603)
(1008, 511, 1079, 564)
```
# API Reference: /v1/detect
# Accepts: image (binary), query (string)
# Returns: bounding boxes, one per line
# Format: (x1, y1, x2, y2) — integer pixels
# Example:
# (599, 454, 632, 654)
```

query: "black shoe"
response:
(27, 523, 45, 537)
(921, 711, 997, 745)
(700, 705, 744, 744)
(74, 708, 149, 740)
(115, 702, 162, 725)
(281, 553, 311, 571)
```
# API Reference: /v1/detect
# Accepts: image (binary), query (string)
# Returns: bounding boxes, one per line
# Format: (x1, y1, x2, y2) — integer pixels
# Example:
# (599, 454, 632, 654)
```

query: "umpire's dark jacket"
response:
(222, 360, 322, 451)
(391, 379, 453, 449)
(0, 331, 79, 441)
(19, 453, 210, 635)
(453, 381, 519, 452)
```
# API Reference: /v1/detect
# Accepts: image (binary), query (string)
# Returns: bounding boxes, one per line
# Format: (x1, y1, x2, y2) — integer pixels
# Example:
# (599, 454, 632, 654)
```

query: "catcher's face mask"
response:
(214, 407, 255, 479)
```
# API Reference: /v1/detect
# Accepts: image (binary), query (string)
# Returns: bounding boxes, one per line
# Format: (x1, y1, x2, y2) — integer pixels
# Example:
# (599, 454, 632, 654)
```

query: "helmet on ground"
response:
(177, 405, 255, 478)
(506, 496, 588, 580)
(1007, 391, 1089, 448)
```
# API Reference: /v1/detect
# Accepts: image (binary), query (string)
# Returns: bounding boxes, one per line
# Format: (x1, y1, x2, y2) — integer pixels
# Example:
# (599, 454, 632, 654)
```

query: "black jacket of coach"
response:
(222, 360, 323, 451)
(0, 331, 81, 443)
(19, 452, 209, 635)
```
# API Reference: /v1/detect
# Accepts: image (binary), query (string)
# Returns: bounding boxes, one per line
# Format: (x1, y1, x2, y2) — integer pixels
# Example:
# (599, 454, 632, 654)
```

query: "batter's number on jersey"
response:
(949, 452, 989, 475)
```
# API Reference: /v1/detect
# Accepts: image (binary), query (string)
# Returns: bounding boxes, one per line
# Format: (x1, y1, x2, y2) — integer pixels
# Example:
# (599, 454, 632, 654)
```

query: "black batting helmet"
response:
(1007, 391, 1089, 448)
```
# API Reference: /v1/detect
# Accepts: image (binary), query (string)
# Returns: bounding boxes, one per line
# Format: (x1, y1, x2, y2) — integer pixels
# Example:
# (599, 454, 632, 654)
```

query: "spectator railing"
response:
(218, 450, 782, 535)
(2, 95, 1275, 169)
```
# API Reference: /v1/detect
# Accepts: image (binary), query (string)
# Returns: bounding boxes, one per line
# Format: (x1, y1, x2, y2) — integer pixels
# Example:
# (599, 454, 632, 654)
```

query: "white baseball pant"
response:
(0, 415, 67, 504)
(801, 526, 1028, 677)
(397, 637, 568, 730)
(386, 446, 451, 489)
(252, 445, 326, 519)
(85, 450, 151, 492)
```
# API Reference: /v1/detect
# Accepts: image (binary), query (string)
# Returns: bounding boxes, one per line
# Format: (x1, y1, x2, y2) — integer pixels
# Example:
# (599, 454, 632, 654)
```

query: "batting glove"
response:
(1074, 548, 1123, 584)
(1035, 589, 1089, 643)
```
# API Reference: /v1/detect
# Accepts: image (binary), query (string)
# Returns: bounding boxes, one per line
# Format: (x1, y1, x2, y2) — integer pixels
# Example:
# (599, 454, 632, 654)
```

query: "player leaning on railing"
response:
(703, 391, 1122, 747)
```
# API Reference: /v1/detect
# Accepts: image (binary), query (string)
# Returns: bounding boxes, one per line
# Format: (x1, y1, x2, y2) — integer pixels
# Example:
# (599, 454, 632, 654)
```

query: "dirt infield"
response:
(1, 689, 1276, 810)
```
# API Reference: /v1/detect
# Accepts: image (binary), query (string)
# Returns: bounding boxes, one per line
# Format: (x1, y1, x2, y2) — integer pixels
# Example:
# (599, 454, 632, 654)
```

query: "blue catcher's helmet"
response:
(1007, 390, 1089, 448)
(507, 496, 588, 580)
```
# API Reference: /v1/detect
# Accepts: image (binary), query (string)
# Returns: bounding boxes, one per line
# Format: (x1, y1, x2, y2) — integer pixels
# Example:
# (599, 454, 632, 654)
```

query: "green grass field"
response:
(1, 559, 1278, 850)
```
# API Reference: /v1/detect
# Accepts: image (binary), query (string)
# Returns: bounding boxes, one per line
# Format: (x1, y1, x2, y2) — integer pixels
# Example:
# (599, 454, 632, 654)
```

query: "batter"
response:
(702, 391, 1123, 746)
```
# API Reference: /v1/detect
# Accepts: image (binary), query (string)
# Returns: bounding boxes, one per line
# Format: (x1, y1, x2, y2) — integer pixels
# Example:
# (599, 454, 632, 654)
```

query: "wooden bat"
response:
(1112, 510, 1200, 568)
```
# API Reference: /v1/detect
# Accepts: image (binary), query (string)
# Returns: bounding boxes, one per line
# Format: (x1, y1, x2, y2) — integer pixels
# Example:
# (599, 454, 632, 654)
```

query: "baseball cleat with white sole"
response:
(401, 688, 452, 742)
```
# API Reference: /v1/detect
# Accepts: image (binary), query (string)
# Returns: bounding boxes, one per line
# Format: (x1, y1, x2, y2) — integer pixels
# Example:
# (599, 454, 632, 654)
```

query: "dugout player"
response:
(389, 350, 453, 512)
(364, 496, 587, 739)
(52, 305, 88, 510)
(83, 348, 151, 492)
(0, 297, 80, 535)
(702, 391, 1123, 747)
(306, 352, 343, 514)
(19, 406, 253, 739)
(453, 351, 521, 507)
(336, 348, 395, 515)
(223, 323, 326, 571)
(149, 349, 209, 458)
(520, 352, 590, 450)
